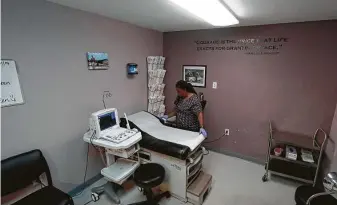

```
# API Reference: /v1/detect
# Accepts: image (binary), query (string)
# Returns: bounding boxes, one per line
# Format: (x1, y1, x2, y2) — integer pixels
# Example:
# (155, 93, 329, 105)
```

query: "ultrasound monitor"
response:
(98, 112, 116, 131)
(90, 108, 120, 137)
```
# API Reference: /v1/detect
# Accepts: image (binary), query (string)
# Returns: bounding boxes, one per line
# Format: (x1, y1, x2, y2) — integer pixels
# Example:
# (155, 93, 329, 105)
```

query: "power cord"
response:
(102, 94, 106, 109)
(202, 132, 226, 144)
(73, 143, 90, 198)
(89, 131, 100, 152)
(90, 130, 107, 166)
(73, 131, 106, 199)
(102, 91, 112, 109)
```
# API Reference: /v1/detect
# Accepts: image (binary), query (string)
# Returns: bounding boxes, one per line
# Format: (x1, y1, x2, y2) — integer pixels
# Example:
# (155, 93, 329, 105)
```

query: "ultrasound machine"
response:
(89, 108, 139, 146)
(84, 109, 212, 204)
(84, 108, 142, 203)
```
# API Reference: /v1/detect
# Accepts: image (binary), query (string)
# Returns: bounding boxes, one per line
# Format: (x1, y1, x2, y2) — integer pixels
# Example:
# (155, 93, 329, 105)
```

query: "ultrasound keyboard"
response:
(100, 129, 137, 144)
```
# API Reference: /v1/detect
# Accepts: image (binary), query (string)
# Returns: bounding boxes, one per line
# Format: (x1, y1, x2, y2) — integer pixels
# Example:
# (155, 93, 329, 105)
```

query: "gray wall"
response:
(1, 0, 162, 191)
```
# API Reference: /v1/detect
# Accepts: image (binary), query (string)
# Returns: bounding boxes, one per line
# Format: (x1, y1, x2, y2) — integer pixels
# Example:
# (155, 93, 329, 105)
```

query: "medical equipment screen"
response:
(98, 112, 116, 131)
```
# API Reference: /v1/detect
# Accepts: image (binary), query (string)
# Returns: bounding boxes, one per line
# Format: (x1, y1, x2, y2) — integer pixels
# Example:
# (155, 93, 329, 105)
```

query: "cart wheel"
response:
(91, 192, 100, 202)
(262, 174, 268, 182)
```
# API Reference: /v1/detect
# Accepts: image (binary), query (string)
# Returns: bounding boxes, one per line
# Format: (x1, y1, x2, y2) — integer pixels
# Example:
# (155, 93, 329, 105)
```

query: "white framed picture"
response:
(1, 60, 25, 107)
(183, 65, 207, 87)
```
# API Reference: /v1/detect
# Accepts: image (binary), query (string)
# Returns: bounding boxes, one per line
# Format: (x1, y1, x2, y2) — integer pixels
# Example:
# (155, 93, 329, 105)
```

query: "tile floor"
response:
(73, 151, 300, 205)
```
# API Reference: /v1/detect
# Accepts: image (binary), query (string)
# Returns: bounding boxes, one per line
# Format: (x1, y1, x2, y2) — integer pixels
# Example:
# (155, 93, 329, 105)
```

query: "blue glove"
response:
(200, 128, 207, 137)
(161, 115, 168, 121)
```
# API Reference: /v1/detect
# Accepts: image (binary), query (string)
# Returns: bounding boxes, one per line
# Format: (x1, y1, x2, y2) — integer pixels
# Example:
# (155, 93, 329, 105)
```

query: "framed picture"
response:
(183, 65, 207, 87)
(87, 52, 109, 70)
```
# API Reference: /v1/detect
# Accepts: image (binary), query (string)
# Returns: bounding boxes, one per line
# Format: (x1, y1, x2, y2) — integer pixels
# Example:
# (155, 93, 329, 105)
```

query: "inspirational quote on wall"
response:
(194, 37, 289, 55)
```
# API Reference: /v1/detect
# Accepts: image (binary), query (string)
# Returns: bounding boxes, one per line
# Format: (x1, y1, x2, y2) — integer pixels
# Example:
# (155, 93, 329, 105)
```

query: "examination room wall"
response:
(328, 104, 337, 172)
(163, 21, 337, 162)
(1, 0, 162, 191)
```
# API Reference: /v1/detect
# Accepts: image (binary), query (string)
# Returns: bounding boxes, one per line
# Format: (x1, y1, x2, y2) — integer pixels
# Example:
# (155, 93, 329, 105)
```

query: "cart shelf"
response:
(269, 158, 316, 183)
(269, 145, 320, 168)
(270, 155, 317, 168)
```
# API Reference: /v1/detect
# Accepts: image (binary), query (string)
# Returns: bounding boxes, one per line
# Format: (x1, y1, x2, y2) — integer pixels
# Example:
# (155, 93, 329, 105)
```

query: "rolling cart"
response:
(262, 121, 327, 186)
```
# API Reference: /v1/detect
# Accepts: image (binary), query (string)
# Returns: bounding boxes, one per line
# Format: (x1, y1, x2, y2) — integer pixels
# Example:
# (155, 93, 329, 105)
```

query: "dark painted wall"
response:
(163, 21, 337, 161)
(328, 104, 337, 171)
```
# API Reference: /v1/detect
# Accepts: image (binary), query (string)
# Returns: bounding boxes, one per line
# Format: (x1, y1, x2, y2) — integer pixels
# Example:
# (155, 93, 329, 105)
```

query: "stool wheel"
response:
(165, 192, 171, 198)
(91, 192, 100, 202)
(137, 187, 145, 195)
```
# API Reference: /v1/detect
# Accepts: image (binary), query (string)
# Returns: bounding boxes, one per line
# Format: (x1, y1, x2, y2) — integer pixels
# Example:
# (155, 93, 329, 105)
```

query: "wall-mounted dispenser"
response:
(127, 63, 138, 75)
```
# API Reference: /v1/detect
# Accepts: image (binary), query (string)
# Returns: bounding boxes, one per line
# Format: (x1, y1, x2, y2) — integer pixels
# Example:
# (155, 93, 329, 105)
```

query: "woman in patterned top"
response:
(162, 80, 207, 137)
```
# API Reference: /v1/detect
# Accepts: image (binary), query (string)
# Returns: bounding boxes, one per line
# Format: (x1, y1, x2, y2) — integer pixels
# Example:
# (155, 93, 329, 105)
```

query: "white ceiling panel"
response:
(47, 0, 337, 31)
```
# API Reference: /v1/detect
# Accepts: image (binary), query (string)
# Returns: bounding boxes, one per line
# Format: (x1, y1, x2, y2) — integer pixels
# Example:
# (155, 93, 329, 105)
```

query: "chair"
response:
(295, 172, 337, 205)
(295, 185, 336, 205)
(129, 163, 170, 205)
(1, 149, 74, 205)
(201, 100, 207, 110)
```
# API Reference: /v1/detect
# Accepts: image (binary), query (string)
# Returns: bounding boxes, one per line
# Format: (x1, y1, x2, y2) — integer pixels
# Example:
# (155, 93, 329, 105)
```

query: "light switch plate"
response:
(212, 82, 217, 89)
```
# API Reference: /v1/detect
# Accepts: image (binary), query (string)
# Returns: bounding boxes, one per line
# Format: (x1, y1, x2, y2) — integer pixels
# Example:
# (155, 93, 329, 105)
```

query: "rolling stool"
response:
(295, 185, 336, 205)
(295, 172, 337, 205)
(129, 163, 170, 205)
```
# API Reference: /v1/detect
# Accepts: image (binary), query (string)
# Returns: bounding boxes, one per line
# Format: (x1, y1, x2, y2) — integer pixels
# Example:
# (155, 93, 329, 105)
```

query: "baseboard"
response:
(205, 146, 265, 165)
(68, 173, 103, 197)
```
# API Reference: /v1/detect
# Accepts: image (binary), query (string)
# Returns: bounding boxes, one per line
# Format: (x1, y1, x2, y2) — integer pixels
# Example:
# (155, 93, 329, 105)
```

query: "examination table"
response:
(121, 111, 212, 204)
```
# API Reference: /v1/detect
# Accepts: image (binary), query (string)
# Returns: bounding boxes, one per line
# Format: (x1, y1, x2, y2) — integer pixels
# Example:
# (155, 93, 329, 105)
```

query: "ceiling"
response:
(47, 0, 337, 32)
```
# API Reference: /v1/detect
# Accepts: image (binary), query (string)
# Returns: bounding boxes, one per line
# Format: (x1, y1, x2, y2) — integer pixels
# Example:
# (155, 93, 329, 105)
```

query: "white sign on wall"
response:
(1, 60, 24, 107)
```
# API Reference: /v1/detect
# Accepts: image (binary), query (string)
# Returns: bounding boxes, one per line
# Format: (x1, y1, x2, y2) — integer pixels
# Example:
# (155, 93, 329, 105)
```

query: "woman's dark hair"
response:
(175, 80, 197, 94)
(174, 80, 197, 105)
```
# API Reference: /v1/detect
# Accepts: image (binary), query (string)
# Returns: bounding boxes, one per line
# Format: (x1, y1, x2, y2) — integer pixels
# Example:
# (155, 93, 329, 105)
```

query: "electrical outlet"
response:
(212, 82, 217, 89)
(225, 129, 230, 136)
(103, 91, 112, 98)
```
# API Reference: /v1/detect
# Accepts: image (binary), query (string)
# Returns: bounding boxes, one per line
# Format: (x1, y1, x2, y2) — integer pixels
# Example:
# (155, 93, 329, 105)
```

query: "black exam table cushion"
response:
(120, 117, 191, 160)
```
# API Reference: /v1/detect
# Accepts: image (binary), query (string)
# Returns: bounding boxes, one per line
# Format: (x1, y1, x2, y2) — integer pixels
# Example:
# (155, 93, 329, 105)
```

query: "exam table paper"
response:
(127, 111, 205, 151)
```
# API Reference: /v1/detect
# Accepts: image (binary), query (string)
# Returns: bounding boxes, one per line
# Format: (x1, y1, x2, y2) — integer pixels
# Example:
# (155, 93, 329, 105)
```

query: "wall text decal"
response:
(194, 37, 289, 55)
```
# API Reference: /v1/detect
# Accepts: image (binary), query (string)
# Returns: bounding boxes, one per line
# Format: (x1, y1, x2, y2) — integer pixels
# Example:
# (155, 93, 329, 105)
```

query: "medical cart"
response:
(262, 121, 327, 186)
